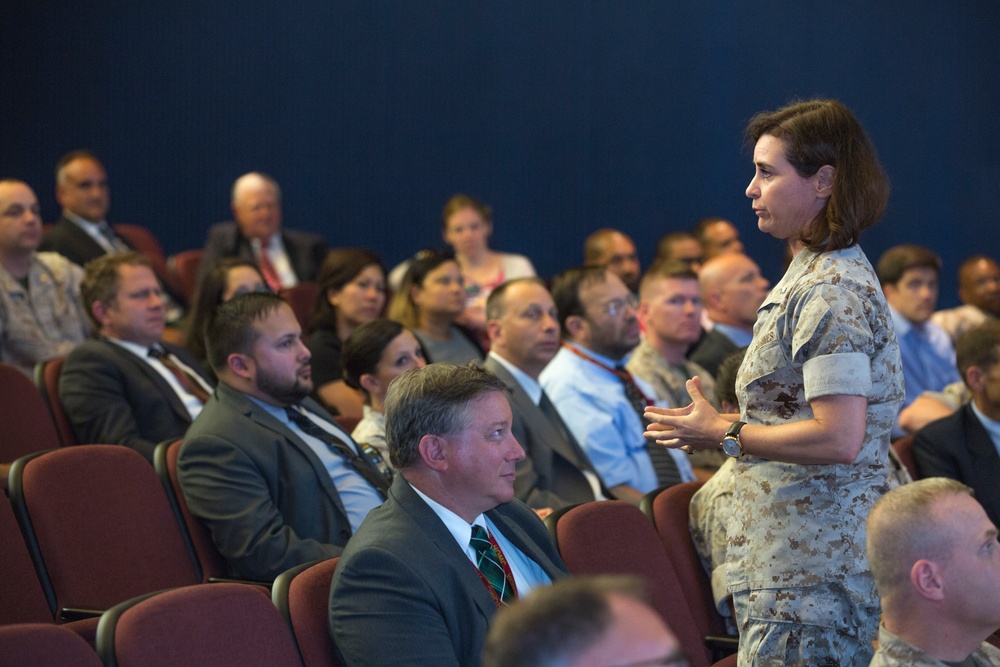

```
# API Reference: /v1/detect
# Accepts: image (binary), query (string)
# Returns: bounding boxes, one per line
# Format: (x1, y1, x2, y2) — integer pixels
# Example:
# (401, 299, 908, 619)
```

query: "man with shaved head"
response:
(933, 255, 1000, 344)
(867, 478, 1000, 666)
(583, 228, 641, 294)
(199, 172, 327, 290)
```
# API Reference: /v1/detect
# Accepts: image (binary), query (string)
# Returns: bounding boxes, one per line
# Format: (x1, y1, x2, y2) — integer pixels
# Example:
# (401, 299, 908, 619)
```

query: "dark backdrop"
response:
(2, 1, 998, 305)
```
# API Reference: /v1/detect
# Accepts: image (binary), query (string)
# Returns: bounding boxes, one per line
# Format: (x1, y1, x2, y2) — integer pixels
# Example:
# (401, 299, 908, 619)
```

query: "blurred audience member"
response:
(183, 258, 266, 368)
(933, 255, 1000, 344)
(584, 228, 641, 294)
(693, 217, 743, 261)
(656, 230, 704, 274)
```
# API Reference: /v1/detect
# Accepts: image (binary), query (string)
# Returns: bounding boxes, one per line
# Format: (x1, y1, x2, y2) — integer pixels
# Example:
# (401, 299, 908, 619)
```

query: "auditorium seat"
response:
(33, 356, 78, 447)
(891, 434, 921, 480)
(96, 583, 301, 667)
(0, 623, 102, 666)
(0, 362, 63, 462)
(272, 557, 341, 667)
(169, 248, 204, 305)
(280, 282, 319, 329)
(545, 500, 712, 667)
(8, 445, 201, 621)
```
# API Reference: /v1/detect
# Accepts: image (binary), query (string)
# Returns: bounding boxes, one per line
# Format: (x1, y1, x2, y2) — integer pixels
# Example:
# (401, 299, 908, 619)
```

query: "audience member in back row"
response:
(0, 179, 90, 378)
(484, 277, 609, 512)
(199, 172, 327, 290)
(867, 478, 1000, 666)
(655, 230, 704, 274)
(182, 258, 266, 370)
(482, 575, 684, 667)
(584, 228, 641, 294)
(932, 254, 1000, 344)
(342, 318, 427, 465)
(306, 248, 387, 419)
(60, 252, 213, 462)
(914, 320, 1000, 530)
(388, 248, 485, 364)
(329, 363, 568, 667)
(178, 292, 388, 582)
(540, 266, 694, 506)
(876, 244, 960, 436)
(692, 216, 744, 261)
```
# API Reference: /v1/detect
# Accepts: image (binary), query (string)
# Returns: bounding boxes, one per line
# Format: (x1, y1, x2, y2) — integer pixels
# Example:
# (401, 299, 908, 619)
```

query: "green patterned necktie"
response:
(470, 525, 516, 605)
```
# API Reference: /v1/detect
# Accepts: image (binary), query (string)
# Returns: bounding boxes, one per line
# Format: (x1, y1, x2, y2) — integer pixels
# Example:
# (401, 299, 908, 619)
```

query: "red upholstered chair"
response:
(169, 248, 204, 304)
(0, 623, 102, 667)
(34, 356, 79, 447)
(642, 482, 738, 658)
(96, 583, 301, 667)
(114, 224, 169, 279)
(891, 434, 921, 480)
(545, 501, 712, 667)
(154, 439, 231, 583)
(0, 362, 62, 462)
(272, 557, 341, 667)
(8, 445, 201, 621)
(280, 282, 320, 329)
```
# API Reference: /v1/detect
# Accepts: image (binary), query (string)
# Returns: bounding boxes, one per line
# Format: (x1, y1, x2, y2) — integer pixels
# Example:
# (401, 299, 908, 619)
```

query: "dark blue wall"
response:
(2, 1, 998, 306)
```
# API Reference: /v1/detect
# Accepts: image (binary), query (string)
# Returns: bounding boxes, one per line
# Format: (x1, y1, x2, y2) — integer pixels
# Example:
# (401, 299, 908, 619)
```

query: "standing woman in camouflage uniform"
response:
(645, 99, 903, 666)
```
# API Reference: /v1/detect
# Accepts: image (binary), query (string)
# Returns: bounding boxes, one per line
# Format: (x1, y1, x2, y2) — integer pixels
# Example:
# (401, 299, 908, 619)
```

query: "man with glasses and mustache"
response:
(540, 267, 695, 505)
(177, 292, 387, 582)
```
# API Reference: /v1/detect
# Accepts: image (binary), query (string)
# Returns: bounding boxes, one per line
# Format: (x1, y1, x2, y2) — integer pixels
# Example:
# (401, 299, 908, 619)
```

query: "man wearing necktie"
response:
(177, 292, 385, 582)
(540, 266, 696, 505)
(60, 252, 213, 462)
(329, 363, 568, 667)
(483, 277, 609, 512)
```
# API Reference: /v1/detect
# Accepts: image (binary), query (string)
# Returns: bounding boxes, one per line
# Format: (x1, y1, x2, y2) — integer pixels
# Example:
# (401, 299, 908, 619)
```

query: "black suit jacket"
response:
(329, 476, 568, 667)
(178, 383, 361, 581)
(40, 215, 129, 267)
(914, 403, 1000, 528)
(198, 222, 327, 284)
(484, 356, 603, 509)
(59, 338, 211, 462)
(687, 327, 739, 378)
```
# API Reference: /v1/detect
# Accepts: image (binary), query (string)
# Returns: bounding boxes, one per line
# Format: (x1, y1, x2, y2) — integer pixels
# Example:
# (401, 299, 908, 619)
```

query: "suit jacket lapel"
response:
(101, 338, 193, 425)
(486, 504, 566, 580)
(60, 215, 111, 258)
(963, 404, 1000, 518)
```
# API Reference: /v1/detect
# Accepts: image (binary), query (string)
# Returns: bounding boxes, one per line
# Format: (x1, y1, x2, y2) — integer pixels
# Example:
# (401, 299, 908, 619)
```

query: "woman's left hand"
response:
(644, 376, 732, 451)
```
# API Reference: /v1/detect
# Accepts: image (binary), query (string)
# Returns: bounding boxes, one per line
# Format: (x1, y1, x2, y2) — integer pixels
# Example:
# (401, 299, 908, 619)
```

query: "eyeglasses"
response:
(601, 294, 639, 317)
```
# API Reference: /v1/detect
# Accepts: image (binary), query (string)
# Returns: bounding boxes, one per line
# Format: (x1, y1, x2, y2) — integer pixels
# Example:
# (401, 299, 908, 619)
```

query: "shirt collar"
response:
(488, 351, 542, 404)
(62, 209, 106, 228)
(564, 341, 629, 369)
(410, 482, 486, 547)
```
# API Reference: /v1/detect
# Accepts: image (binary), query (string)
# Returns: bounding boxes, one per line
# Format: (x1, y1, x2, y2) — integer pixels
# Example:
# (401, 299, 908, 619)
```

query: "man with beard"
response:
(177, 292, 387, 582)
(540, 267, 694, 505)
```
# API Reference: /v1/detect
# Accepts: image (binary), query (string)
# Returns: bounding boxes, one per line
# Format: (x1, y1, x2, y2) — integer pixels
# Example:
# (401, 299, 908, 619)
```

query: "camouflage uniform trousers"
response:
(733, 573, 879, 667)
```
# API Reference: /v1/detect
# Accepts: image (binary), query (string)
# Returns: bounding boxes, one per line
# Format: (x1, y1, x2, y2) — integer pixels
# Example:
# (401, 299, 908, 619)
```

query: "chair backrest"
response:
(0, 362, 62, 461)
(170, 248, 204, 305)
(154, 439, 229, 582)
(645, 482, 731, 644)
(33, 356, 79, 447)
(114, 224, 167, 273)
(273, 558, 341, 667)
(891, 434, 920, 480)
(0, 623, 103, 667)
(9, 445, 200, 618)
(279, 282, 319, 329)
(545, 500, 711, 667)
(0, 495, 53, 625)
(97, 583, 302, 667)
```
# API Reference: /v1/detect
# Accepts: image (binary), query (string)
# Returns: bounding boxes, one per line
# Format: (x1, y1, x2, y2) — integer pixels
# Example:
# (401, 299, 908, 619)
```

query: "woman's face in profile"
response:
(222, 266, 266, 302)
(745, 134, 827, 242)
(444, 207, 492, 257)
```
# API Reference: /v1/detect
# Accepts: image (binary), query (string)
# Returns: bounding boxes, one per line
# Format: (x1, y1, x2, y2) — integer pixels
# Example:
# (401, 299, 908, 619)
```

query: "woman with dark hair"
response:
(387, 248, 484, 364)
(342, 319, 425, 463)
(306, 248, 387, 418)
(645, 100, 903, 665)
(183, 258, 266, 365)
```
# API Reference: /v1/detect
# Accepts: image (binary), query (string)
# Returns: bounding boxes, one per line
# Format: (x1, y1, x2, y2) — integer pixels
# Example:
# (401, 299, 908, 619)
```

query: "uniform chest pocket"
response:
(740, 339, 790, 388)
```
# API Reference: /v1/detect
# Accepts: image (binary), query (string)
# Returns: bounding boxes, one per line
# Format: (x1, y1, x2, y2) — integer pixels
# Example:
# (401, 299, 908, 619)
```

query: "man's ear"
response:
(485, 318, 502, 345)
(417, 434, 448, 472)
(815, 165, 835, 197)
(966, 365, 985, 393)
(565, 314, 587, 341)
(90, 300, 110, 327)
(910, 559, 945, 601)
(227, 352, 254, 381)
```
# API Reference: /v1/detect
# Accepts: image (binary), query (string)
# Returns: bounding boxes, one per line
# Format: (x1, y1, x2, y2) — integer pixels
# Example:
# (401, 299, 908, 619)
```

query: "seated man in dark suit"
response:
(483, 277, 607, 512)
(329, 363, 568, 667)
(60, 251, 213, 462)
(914, 320, 1000, 528)
(178, 292, 388, 582)
(199, 172, 327, 290)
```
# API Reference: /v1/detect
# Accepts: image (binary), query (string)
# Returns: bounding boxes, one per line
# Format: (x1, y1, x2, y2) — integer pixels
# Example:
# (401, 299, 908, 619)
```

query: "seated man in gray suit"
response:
(329, 363, 568, 667)
(483, 277, 606, 513)
(177, 292, 388, 582)
(61, 251, 213, 462)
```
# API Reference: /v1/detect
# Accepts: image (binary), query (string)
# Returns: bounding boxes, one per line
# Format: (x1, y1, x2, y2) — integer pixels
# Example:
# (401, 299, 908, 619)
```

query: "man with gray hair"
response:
(329, 363, 568, 667)
(866, 477, 1000, 666)
(199, 171, 326, 289)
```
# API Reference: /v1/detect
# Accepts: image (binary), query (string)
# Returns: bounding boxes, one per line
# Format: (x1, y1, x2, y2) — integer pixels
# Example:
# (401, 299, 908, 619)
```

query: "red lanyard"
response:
(562, 343, 653, 406)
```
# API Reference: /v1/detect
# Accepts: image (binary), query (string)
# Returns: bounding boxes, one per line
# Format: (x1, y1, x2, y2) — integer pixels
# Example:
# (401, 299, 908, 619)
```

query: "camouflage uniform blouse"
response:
(730, 245, 903, 592)
(871, 624, 1000, 666)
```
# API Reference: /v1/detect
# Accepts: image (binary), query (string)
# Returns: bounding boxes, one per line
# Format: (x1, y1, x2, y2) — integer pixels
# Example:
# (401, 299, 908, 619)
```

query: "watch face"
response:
(722, 436, 742, 458)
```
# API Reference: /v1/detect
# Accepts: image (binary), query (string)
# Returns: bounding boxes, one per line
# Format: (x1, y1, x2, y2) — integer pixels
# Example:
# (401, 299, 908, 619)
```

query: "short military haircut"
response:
(956, 320, 1000, 383)
(485, 276, 548, 322)
(482, 575, 648, 667)
(583, 228, 623, 266)
(55, 149, 102, 185)
(638, 260, 699, 301)
(866, 477, 973, 600)
(384, 363, 508, 470)
(655, 230, 699, 262)
(692, 217, 729, 244)
(80, 251, 152, 329)
(876, 244, 942, 286)
(550, 265, 609, 337)
(205, 291, 288, 372)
